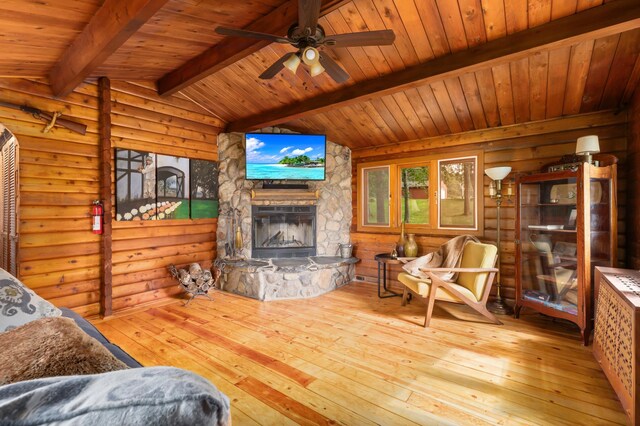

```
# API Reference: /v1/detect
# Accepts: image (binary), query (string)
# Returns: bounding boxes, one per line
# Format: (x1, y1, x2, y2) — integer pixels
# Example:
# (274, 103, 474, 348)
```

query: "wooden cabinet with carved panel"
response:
(514, 161, 617, 345)
(593, 267, 640, 425)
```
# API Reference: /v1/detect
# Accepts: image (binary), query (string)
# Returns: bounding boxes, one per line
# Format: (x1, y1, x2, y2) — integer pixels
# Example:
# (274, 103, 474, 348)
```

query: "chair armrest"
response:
(419, 267, 499, 273)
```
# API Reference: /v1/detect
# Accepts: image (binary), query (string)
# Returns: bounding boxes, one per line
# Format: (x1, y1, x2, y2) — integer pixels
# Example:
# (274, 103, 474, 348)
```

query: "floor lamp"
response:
(485, 166, 514, 315)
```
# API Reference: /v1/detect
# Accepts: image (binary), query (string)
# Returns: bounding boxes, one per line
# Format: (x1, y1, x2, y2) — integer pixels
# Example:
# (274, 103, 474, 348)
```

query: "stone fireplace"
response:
(215, 128, 355, 301)
(216, 127, 352, 259)
(252, 205, 316, 258)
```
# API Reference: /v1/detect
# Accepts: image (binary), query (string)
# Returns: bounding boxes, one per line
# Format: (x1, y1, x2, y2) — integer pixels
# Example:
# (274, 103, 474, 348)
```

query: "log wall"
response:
(0, 78, 221, 316)
(0, 78, 102, 316)
(109, 81, 222, 312)
(628, 88, 640, 269)
(350, 110, 629, 303)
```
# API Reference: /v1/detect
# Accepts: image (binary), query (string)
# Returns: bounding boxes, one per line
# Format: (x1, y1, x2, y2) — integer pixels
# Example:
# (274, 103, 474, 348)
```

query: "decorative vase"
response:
(395, 221, 406, 257)
(404, 233, 418, 257)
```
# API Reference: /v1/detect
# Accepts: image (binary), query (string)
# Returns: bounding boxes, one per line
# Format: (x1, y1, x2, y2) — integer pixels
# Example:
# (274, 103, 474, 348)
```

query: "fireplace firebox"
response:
(252, 205, 316, 258)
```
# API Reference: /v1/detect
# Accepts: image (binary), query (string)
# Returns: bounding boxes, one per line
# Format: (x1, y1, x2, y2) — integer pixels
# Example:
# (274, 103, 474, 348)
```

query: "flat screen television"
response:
(245, 133, 326, 181)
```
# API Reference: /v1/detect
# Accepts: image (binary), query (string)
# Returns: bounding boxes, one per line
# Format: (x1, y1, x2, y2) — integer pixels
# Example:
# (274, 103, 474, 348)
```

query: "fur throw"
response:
(0, 317, 127, 385)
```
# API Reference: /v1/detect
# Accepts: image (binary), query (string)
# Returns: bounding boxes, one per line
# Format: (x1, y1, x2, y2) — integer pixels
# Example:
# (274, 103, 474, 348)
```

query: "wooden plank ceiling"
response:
(0, 0, 639, 149)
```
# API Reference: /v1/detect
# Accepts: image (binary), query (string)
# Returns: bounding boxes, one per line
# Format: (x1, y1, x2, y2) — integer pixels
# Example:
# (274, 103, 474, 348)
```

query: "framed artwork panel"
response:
(115, 149, 156, 221)
(156, 154, 190, 220)
(190, 159, 219, 219)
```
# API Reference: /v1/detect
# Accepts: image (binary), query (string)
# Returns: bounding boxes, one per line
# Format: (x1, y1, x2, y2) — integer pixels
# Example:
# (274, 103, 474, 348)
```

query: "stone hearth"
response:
(216, 257, 357, 301)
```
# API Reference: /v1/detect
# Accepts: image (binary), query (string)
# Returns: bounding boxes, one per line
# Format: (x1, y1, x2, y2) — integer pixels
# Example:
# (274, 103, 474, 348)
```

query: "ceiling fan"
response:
(215, 0, 395, 83)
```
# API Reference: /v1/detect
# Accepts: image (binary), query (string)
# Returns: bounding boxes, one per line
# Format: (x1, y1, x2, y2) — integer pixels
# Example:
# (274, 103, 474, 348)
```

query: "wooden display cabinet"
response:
(514, 161, 617, 345)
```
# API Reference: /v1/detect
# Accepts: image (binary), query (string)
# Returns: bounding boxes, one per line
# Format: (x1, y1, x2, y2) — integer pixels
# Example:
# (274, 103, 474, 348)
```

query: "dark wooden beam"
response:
(227, 0, 640, 132)
(156, 0, 350, 97)
(98, 77, 113, 317)
(50, 0, 170, 98)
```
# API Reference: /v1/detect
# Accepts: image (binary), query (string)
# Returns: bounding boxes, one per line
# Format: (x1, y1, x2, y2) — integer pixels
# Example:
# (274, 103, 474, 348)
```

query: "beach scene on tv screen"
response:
(246, 133, 325, 180)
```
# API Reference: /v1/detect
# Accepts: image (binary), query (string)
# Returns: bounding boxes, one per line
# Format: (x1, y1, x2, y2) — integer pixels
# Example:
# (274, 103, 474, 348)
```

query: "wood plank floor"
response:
(93, 282, 625, 425)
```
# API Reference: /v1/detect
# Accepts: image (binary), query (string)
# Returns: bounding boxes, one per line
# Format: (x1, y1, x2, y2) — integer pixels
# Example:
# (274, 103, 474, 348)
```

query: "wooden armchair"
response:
(398, 241, 501, 327)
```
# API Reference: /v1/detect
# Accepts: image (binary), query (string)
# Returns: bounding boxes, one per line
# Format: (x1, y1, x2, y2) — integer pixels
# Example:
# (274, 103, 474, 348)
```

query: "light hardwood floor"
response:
(93, 282, 625, 425)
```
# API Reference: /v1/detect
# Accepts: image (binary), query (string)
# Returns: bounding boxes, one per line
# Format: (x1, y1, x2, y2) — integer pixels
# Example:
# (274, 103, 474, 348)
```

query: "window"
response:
(362, 166, 389, 227)
(438, 157, 476, 229)
(400, 165, 430, 225)
(358, 153, 482, 235)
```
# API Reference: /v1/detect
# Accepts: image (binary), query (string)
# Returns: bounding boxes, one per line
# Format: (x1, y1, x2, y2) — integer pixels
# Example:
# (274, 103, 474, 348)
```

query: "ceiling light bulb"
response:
(301, 47, 319, 65)
(309, 62, 325, 77)
(283, 53, 301, 73)
(305, 49, 316, 61)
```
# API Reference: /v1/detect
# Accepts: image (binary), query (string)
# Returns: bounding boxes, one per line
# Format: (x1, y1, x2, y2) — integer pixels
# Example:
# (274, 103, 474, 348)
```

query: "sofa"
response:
(0, 268, 231, 425)
(58, 307, 141, 368)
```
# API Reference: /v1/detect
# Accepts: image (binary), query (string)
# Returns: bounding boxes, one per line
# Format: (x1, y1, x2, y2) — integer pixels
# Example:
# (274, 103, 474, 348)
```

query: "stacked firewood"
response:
(168, 263, 220, 305)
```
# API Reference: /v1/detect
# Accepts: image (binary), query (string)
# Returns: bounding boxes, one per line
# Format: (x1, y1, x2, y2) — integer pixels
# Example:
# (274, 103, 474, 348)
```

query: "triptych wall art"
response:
(115, 149, 218, 221)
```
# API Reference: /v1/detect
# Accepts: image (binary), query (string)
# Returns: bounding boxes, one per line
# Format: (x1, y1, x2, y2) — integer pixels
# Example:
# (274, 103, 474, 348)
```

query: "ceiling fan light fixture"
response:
(301, 47, 319, 65)
(309, 62, 325, 77)
(283, 53, 301, 73)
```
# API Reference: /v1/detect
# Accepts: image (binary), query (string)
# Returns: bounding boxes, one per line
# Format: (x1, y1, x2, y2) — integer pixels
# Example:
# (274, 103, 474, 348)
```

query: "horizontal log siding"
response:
(0, 78, 221, 317)
(110, 81, 220, 313)
(0, 78, 102, 317)
(350, 110, 629, 303)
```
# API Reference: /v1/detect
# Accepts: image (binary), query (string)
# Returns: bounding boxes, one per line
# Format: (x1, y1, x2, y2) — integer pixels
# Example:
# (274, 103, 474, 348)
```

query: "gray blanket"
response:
(0, 367, 230, 426)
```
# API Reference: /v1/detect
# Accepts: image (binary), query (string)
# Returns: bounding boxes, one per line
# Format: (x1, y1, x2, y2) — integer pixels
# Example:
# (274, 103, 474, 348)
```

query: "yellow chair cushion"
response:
(398, 272, 479, 303)
(457, 242, 497, 300)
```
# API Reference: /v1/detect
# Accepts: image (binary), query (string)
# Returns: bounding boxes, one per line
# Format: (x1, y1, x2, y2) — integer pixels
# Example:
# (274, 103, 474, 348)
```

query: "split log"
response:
(263, 231, 282, 247)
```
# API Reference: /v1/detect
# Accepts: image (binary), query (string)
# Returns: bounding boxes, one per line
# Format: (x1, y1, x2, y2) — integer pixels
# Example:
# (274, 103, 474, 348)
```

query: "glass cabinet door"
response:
(518, 177, 579, 317)
(589, 177, 612, 269)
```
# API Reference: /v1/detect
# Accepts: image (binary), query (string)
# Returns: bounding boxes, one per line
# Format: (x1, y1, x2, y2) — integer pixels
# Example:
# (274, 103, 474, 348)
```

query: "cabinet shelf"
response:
(523, 228, 576, 233)
(522, 291, 578, 315)
(521, 203, 577, 207)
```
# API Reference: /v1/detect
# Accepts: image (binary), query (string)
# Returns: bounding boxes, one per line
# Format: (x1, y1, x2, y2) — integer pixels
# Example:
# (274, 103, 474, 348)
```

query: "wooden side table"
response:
(374, 253, 416, 298)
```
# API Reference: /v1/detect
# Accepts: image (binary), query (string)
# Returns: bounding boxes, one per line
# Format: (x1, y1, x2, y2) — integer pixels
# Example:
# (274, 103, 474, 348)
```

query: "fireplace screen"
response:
(252, 205, 316, 258)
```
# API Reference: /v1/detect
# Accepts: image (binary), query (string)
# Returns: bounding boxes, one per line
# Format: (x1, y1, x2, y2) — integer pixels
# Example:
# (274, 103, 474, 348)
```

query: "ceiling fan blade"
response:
(259, 53, 294, 79)
(298, 0, 321, 33)
(319, 54, 350, 84)
(215, 26, 290, 44)
(324, 30, 396, 47)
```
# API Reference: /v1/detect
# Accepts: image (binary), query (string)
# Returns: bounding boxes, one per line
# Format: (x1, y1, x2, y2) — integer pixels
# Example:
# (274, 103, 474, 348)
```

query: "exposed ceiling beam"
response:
(49, 0, 170, 98)
(227, 0, 640, 133)
(156, 0, 351, 97)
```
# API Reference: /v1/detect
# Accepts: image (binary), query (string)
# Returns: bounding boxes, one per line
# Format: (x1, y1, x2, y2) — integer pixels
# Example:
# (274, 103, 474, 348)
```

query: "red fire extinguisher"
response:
(92, 200, 103, 234)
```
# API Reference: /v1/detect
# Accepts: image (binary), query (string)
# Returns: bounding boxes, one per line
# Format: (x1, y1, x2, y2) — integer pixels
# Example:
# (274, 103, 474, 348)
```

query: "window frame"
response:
(357, 151, 484, 236)
(360, 164, 393, 228)
(396, 162, 436, 230)
(437, 155, 479, 231)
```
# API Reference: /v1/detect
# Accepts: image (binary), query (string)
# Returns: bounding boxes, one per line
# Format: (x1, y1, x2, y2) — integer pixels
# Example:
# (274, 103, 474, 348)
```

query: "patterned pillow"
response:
(0, 268, 61, 332)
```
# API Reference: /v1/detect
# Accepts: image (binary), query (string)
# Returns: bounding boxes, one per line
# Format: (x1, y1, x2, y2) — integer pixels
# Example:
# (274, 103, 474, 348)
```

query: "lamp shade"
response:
(485, 166, 511, 181)
(301, 47, 319, 65)
(576, 135, 600, 155)
(283, 53, 301, 73)
(309, 62, 325, 77)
